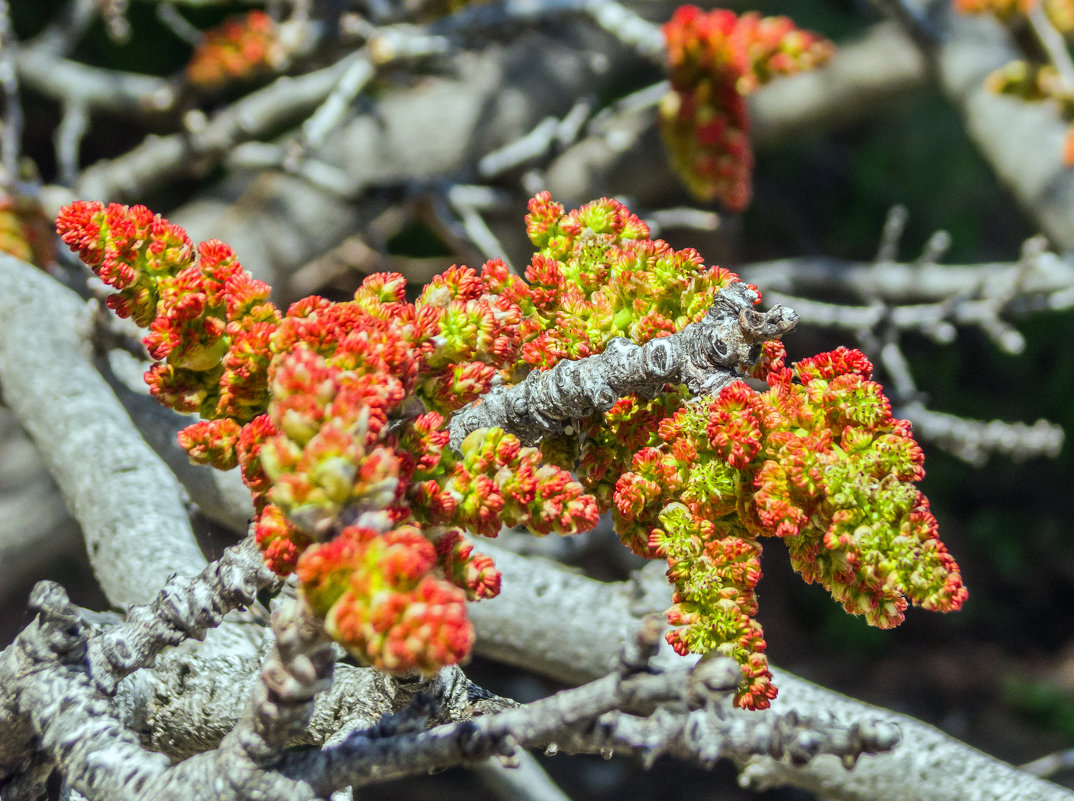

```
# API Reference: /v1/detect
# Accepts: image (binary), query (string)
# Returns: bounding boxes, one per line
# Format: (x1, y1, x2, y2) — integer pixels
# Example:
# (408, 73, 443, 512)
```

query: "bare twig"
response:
(1026, 2, 1074, 92)
(85, 537, 279, 693)
(155, 2, 204, 45)
(76, 23, 458, 202)
(55, 101, 90, 186)
(1024, 747, 1074, 778)
(897, 401, 1064, 465)
(474, 751, 575, 801)
(0, 0, 23, 185)
(739, 251, 1074, 306)
(444, 184, 515, 267)
(479, 117, 561, 179)
(582, 0, 664, 60)
(875, 204, 909, 264)
(16, 44, 177, 117)
(644, 206, 720, 236)
(295, 641, 747, 794)
(285, 54, 375, 166)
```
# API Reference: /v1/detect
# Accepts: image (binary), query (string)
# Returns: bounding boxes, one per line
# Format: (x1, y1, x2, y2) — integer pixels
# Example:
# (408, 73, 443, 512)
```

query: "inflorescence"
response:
(186, 11, 287, 89)
(57, 191, 965, 709)
(659, 6, 834, 210)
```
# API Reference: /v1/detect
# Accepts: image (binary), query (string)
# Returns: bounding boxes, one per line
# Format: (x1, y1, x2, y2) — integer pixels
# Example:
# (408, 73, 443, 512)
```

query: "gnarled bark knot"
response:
(448, 282, 799, 451)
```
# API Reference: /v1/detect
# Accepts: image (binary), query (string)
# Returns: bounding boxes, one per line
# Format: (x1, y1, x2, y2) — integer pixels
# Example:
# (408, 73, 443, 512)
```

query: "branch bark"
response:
(0, 254, 206, 607)
(468, 541, 1074, 801)
(449, 282, 798, 449)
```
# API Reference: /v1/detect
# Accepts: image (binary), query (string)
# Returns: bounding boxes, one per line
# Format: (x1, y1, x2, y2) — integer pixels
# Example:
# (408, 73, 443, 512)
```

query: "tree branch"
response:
(85, 536, 278, 694)
(0, 253, 206, 607)
(16, 43, 177, 117)
(880, 1, 1074, 248)
(738, 252, 1074, 307)
(449, 282, 798, 449)
(467, 542, 1074, 801)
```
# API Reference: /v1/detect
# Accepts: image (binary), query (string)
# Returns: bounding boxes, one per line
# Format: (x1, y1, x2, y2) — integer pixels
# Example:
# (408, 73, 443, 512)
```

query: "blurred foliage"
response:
(1006, 676, 1074, 740)
(747, 91, 1036, 261)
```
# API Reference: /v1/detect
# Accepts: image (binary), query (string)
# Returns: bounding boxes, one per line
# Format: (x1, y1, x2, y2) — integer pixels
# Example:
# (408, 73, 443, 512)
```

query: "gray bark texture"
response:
(471, 543, 1074, 801)
(0, 254, 206, 607)
(448, 282, 797, 449)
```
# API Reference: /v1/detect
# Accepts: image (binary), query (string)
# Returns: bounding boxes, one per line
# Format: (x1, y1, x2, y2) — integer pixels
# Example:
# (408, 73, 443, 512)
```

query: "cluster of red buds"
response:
(57, 192, 966, 707)
(659, 6, 834, 210)
(955, 0, 1074, 163)
(612, 344, 967, 708)
(186, 11, 285, 89)
(508, 192, 745, 369)
(0, 191, 54, 268)
(57, 199, 598, 673)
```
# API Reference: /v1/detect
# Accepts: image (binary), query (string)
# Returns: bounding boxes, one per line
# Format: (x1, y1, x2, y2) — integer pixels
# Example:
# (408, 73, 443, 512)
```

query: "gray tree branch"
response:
(738, 251, 1074, 307)
(468, 541, 1074, 801)
(449, 282, 798, 449)
(0, 253, 206, 608)
(882, 1, 1074, 249)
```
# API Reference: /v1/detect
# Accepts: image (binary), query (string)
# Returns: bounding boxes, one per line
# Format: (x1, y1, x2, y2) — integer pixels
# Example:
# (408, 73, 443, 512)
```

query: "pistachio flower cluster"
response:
(57, 194, 966, 706)
(56, 199, 598, 673)
(611, 344, 967, 708)
(505, 191, 746, 368)
(659, 5, 834, 209)
(186, 11, 285, 89)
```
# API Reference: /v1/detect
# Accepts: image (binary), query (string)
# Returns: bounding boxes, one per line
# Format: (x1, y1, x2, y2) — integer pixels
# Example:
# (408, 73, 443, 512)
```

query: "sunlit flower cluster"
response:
(58, 194, 966, 706)
(186, 11, 285, 89)
(296, 524, 473, 672)
(57, 199, 599, 673)
(659, 6, 834, 209)
(507, 192, 745, 370)
(514, 193, 739, 512)
(56, 201, 279, 423)
(612, 344, 967, 708)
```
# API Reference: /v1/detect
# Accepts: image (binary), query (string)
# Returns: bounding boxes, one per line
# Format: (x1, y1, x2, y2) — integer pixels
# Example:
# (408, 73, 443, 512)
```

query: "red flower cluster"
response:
(58, 195, 966, 705)
(57, 201, 280, 422)
(660, 6, 834, 209)
(509, 192, 744, 371)
(512, 192, 746, 519)
(613, 345, 966, 709)
(297, 525, 472, 672)
(186, 11, 285, 89)
(57, 199, 600, 674)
